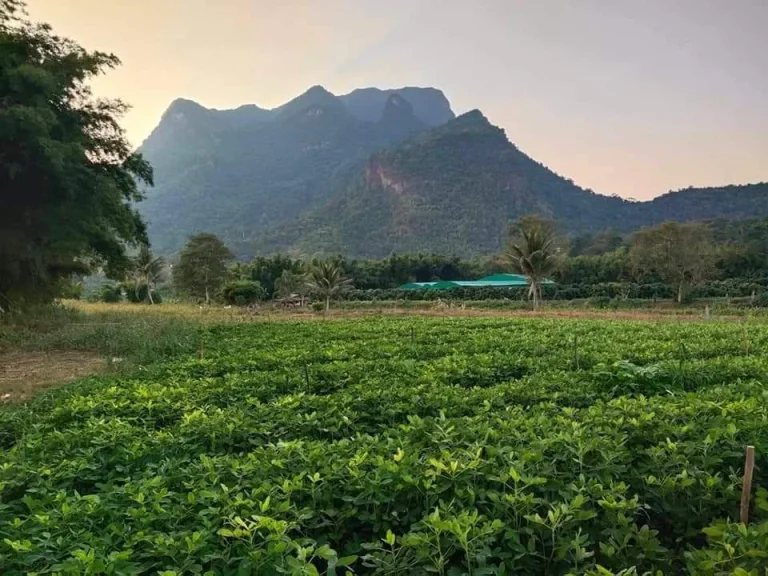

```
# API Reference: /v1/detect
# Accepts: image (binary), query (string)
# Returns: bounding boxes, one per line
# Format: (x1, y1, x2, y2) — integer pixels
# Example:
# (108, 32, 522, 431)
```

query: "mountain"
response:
(253, 110, 629, 257)
(254, 111, 768, 258)
(339, 87, 454, 126)
(137, 86, 455, 253)
(634, 184, 768, 227)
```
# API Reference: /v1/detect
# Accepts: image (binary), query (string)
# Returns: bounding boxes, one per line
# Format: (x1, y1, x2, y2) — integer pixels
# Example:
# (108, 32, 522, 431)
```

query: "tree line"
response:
(115, 215, 765, 310)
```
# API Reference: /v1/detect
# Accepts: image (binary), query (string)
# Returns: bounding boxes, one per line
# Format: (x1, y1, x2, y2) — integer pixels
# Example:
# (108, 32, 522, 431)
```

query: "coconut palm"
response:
(133, 245, 164, 304)
(306, 261, 352, 311)
(505, 216, 561, 311)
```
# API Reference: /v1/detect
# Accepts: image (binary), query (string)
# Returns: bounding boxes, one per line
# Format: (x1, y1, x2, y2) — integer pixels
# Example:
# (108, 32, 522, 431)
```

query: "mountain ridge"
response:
(137, 86, 456, 254)
(136, 86, 767, 258)
(250, 110, 768, 258)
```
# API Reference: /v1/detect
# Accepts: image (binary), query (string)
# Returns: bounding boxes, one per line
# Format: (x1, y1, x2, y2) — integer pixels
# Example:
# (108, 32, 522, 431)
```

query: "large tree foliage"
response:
(505, 216, 562, 310)
(173, 233, 234, 303)
(629, 222, 715, 303)
(274, 270, 308, 300)
(0, 0, 153, 307)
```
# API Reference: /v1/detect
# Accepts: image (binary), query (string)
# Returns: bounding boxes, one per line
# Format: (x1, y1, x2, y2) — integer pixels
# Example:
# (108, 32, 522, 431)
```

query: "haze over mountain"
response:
(138, 85, 768, 259)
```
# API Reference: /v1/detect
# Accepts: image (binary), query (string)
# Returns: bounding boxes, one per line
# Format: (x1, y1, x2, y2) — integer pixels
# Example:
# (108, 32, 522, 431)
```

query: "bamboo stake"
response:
(573, 335, 579, 370)
(740, 445, 755, 524)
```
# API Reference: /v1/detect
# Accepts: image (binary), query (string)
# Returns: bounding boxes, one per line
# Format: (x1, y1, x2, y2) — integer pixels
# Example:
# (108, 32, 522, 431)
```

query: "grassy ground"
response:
(0, 303, 202, 402)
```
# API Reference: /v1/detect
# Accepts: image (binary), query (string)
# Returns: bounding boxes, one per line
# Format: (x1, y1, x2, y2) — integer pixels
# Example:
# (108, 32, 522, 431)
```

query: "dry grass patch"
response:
(0, 350, 105, 403)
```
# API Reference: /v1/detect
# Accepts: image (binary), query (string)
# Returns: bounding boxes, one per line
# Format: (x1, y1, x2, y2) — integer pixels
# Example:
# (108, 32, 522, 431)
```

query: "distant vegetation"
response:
(57, 215, 768, 311)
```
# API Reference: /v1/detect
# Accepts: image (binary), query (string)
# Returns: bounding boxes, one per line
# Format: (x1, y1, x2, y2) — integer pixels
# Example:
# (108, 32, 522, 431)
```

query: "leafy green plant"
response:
(1, 316, 767, 574)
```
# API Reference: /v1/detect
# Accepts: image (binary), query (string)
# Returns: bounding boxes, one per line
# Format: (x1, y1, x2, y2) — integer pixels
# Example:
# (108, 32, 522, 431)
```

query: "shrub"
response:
(99, 284, 121, 303)
(58, 279, 83, 300)
(222, 280, 266, 305)
(753, 292, 768, 308)
(122, 282, 148, 303)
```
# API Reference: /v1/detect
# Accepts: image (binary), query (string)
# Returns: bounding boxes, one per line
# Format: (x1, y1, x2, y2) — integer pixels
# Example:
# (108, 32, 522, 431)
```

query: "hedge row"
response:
(340, 280, 768, 303)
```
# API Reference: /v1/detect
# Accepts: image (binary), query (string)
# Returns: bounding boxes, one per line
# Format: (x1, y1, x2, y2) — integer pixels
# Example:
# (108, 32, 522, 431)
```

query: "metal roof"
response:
(398, 273, 554, 290)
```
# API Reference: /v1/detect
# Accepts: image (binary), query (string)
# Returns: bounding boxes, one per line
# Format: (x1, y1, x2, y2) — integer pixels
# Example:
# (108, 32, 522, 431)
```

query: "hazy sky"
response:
(27, 0, 768, 200)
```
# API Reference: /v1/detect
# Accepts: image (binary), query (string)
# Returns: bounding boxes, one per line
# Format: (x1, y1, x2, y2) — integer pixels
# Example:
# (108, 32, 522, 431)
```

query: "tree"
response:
(221, 280, 266, 305)
(246, 255, 305, 298)
(275, 270, 309, 304)
(132, 245, 164, 304)
(0, 1, 153, 307)
(505, 216, 562, 310)
(307, 261, 352, 311)
(173, 234, 234, 303)
(629, 222, 715, 304)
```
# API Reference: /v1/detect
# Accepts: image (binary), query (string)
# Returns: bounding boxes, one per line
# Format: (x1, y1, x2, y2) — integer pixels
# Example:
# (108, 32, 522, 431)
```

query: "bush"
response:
(120, 282, 162, 304)
(222, 280, 266, 305)
(58, 279, 83, 300)
(122, 282, 148, 303)
(753, 292, 768, 308)
(99, 284, 122, 303)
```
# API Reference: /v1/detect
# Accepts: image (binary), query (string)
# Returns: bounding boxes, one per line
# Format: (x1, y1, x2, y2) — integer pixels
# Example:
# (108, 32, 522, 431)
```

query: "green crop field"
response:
(1, 316, 767, 575)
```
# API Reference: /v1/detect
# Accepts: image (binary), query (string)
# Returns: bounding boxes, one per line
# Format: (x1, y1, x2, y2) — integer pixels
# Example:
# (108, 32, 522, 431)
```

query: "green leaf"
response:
(315, 544, 336, 560)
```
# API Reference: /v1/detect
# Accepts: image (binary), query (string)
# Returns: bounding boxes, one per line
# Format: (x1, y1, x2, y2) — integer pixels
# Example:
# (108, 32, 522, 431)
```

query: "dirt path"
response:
(0, 351, 105, 403)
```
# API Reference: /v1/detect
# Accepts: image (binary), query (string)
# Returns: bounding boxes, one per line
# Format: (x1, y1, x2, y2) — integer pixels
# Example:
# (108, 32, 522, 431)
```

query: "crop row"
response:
(1, 318, 767, 574)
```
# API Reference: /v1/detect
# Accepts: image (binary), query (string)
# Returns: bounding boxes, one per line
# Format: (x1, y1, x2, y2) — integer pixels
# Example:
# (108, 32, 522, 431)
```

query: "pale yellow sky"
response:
(26, 0, 768, 200)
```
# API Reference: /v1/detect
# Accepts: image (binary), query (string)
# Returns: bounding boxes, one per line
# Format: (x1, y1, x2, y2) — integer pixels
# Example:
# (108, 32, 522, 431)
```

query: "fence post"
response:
(740, 445, 755, 524)
(573, 335, 579, 370)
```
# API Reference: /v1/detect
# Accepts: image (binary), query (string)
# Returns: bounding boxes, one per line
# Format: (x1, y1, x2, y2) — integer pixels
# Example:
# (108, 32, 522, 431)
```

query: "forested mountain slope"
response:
(137, 86, 454, 253)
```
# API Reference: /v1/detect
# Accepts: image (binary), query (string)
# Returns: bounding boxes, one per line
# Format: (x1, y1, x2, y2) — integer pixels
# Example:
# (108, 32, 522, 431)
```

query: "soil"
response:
(0, 351, 105, 403)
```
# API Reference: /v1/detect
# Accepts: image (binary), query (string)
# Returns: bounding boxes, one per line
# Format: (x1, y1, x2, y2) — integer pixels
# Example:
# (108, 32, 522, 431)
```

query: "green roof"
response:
(399, 282, 439, 290)
(398, 273, 555, 291)
(480, 273, 528, 283)
(429, 280, 529, 289)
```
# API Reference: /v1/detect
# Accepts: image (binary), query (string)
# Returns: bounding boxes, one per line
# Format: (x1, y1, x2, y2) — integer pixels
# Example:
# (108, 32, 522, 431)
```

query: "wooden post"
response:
(304, 363, 310, 388)
(199, 341, 205, 360)
(573, 335, 579, 370)
(742, 324, 750, 357)
(740, 445, 755, 524)
(411, 326, 415, 346)
(703, 305, 710, 320)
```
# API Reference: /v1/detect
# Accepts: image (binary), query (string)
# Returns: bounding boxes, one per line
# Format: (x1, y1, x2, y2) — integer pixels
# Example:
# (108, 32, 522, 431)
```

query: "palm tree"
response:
(505, 216, 561, 311)
(133, 245, 164, 304)
(306, 261, 352, 311)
